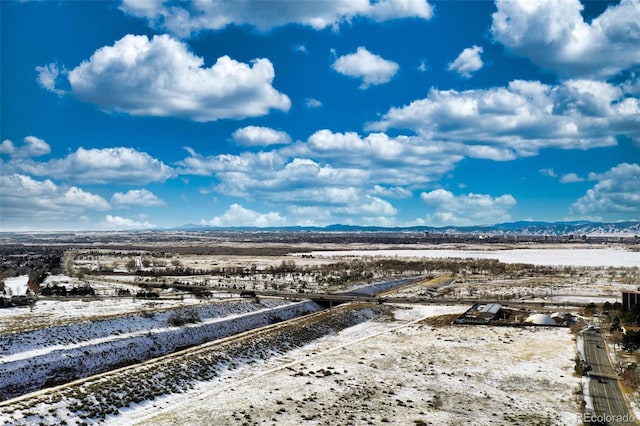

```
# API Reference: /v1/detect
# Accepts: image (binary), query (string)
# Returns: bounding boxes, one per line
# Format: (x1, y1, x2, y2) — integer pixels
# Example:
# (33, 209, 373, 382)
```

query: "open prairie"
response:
(1, 237, 639, 425)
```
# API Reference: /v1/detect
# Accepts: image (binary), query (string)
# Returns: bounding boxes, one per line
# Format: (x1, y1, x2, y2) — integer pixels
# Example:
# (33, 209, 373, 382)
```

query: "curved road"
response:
(583, 329, 637, 425)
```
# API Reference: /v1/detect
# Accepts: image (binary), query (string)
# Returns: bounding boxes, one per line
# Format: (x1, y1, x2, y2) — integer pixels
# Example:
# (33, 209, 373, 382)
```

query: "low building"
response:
(453, 303, 502, 324)
(622, 290, 640, 311)
(476, 303, 502, 320)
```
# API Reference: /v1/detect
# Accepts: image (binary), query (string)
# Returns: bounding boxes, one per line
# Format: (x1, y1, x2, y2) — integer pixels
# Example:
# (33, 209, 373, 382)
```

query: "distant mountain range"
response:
(172, 220, 640, 237)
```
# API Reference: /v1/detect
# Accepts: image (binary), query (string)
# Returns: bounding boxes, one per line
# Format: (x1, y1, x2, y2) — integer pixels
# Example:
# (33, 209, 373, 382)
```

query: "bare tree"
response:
(609, 330, 624, 349)
(570, 319, 586, 334)
(125, 259, 136, 272)
(621, 365, 640, 388)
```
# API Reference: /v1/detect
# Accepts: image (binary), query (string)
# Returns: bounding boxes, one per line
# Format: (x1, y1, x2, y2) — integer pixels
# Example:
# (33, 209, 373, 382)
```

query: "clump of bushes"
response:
(135, 291, 159, 299)
(167, 309, 201, 326)
(39, 285, 95, 297)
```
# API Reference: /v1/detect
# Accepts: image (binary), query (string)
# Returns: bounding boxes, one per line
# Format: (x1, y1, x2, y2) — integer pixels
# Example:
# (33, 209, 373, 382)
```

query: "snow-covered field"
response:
(303, 248, 640, 267)
(0, 303, 580, 425)
(437, 271, 636, 305)
(3, 245, 635, 425)
(0, 303, 384, 425)
(0, 274, 211, 333)
(2, 276, 31, 296)
(0, 299, 320, 401)
(126, 304, 579, 426)
(0, 297, 204, 332)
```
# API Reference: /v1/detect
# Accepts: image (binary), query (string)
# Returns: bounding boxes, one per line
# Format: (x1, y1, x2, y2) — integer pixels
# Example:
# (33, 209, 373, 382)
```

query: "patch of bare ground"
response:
(418, 313, 461, 327)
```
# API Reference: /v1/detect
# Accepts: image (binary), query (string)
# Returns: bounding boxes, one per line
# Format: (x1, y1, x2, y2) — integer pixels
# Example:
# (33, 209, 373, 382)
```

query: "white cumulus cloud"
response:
(420, 189, 517, 226)
(180, 128, 464, 208)
(104, 214, 155, 229)
(0, 174, 110, 227)
(6, 147, 175, 185)
(305, 98, 323, 109)
(570, 163, 640, 220)
(539, 168, 557, 178)
(120, 0, 433, 37)
(178, 144, 411, 225)
(559, 173, 584, 183)
(337, 195, 397, 217)
(448, 45, 483, 78)
(298, 129, 461, 183)
(203, 203, 287, 227)
(368, 79, 639, 159)
(370, 185, 412, 199)
(57, 34, 290, 122)
(332, 47, 399, 89)
(491, 0, 640, 78)
(0, 136, 51, 158)
(232, 126, 291, 147)
(111, 189, 165, 206)
(178, 149, 286, 178)
(35, 62, 67, 95)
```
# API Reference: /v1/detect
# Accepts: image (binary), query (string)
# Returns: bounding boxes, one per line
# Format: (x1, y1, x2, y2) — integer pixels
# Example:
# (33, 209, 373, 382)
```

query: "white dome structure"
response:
(525, 313, 557, 325)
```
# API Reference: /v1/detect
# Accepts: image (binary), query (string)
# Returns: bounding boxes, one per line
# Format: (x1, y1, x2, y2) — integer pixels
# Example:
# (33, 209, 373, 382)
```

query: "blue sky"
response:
(1, 0, 639, 231)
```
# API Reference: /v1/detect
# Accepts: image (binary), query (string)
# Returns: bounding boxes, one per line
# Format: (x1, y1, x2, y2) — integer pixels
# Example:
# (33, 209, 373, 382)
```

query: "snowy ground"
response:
(124, 304, 579, 426)
(2, 245, 635, 425)
(358, 264, 637, 306)
(66, 246, 640, 307)
(0, 298, 320, 401)
(0, 304, 579, 426)
(0, 303, 383, 425)
(2, 275, 33, 297)
(302, 248, 640, 268)
(0, 274, 212, 333)
(0, 297, 204, 333)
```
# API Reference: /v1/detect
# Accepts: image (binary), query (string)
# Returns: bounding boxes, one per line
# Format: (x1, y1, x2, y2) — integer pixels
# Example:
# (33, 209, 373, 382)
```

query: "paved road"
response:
(583, 329, 637, 425)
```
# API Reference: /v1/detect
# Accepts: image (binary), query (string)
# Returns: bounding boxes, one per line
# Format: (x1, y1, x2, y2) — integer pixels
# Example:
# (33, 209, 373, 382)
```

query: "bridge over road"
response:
(165, 281, 601, 309)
